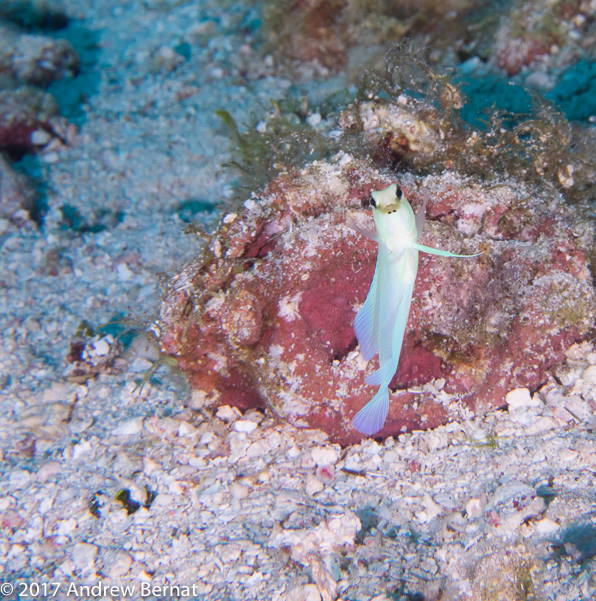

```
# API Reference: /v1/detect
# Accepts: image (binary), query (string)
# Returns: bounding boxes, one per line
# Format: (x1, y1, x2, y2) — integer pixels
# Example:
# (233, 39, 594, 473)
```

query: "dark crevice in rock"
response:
(0, 1, 69, 32)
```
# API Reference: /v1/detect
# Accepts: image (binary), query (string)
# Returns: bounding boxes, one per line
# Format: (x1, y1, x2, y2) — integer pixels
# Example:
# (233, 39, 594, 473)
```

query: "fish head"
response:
(370, 183, 405, 211)
(371, 183, 417, 248)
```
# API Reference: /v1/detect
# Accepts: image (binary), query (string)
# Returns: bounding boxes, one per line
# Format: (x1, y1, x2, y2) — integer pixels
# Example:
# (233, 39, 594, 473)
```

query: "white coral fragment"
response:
(278, 293, 302, 322)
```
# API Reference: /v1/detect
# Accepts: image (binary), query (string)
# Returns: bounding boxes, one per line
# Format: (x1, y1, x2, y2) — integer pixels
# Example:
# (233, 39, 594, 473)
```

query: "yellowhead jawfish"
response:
(347, 183, 480, 436)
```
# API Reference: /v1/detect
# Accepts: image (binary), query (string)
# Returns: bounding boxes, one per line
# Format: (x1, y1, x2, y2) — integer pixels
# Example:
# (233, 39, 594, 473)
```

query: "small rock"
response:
(287, 446, 301, 458)
(41, 151, 59, 164)
(1, 510, 24, 530)
(524, 416, 558, 436)
(311, 446, 339, 466)
(559, 449, 579, 462)
(133, 507, 150, 524)
(105, 551, 133, 578)
(434, 492, 460, 511)
(178, 421, 197, 437)
(216, 405, 241, 423)
(245, 571, 265, 587)
(143, 457, 160, 475)
(138, 570, 153, 582)
(130, 357, 153, 373)
(38, 497, 54, 514)
(246, 440, 266, 458)
(153, 494, 174, 507)
(417, 493, 442, 523)
(306, 113, 322, 126)
(188, 389, 216, 409)
(535, 518, 560, 536)
(471, 429, 487, 442)
(199, 431, 216, 445)
(582, 365, 596, 384)
(234, 420, 258, 433)
(65, 334, 121, 383)
(466, 497, 485, 520)
(230, 482, 250, 500)
(166, 480, 184, 495)
(30, 129, 51, 145)
(305, 476, 324, 496)
(11, 35, 79, 84)
(9, 470, 30, 488)
(116, 263, 134, 281)
(72, 440, 92, 460)
(505, 388, 541, 411)
(71, 543, 97, 569)
(112, 418, 143, 436)
(316, 465, 335, 483)
(525, 72, 554, 90)
(57, 518, 77, 536)
(489, 481, 535, 512)
(154, 45, 184, 71)
(284, 584, 321, 601)
(564, 542, 584, 563)
(564, 395, 592, 422)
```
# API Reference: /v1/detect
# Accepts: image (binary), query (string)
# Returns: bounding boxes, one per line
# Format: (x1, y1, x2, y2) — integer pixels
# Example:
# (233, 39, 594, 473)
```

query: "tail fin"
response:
(352, 387, 390, 436)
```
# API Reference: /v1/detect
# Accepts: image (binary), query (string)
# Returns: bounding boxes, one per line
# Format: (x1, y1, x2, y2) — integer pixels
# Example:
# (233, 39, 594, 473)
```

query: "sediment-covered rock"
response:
(0, 154, 36, 221)
(340, 100, 441, 166)
(158, 156, 596, 444)
(0, 24, 79, 85)
(491, 0, 596, 76)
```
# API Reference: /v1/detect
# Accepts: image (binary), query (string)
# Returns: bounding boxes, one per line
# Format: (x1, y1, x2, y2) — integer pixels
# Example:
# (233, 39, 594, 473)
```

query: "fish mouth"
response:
(378, 203, 402, 215)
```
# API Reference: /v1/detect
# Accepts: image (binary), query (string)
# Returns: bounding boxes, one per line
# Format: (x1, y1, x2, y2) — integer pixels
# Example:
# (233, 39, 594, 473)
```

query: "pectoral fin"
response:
(413, 242, 482, 258)
(415, 191, 430, 236)
(346, 217, 379, 243)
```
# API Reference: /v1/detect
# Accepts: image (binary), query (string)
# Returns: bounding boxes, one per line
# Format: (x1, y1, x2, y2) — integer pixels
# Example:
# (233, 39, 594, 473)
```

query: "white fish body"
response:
(348, 183, 479, 436)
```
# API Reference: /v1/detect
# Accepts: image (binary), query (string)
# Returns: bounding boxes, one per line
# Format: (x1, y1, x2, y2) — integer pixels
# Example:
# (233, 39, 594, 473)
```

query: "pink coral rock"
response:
(0, 88, 60, 155)
(158, 158, 596, 444)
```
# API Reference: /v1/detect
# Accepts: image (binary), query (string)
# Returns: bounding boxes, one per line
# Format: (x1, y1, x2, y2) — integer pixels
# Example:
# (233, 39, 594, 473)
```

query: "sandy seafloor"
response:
(2, 1, 596, 600)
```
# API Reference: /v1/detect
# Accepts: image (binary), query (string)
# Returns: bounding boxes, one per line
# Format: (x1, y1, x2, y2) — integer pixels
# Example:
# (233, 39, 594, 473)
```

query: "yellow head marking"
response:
(371, 183, 404, 214)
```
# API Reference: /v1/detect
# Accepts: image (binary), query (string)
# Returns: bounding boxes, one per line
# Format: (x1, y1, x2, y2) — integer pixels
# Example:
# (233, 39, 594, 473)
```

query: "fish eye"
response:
(395, 184, 403, 199)
(370, 197, 376, 207)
